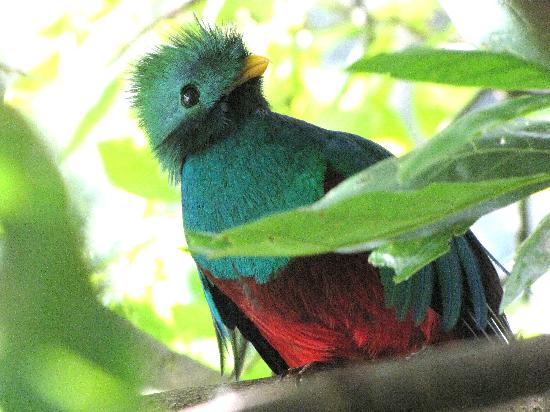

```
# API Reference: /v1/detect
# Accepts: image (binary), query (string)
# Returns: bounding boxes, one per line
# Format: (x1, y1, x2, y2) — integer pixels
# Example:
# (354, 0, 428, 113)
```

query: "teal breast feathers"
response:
(181, 113, 326, 283)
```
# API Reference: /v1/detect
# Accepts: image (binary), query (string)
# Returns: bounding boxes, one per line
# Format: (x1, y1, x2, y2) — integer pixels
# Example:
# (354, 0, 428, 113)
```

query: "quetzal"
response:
(131, 24, 512, 375)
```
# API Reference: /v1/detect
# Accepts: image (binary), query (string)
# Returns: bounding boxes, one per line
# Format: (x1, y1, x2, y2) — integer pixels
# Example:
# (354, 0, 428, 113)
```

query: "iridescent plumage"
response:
(131, 24, 511, 375)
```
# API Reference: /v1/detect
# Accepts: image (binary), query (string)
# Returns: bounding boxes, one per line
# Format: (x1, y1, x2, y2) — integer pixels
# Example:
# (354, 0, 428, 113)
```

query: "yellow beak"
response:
(231, 55, 270, 90)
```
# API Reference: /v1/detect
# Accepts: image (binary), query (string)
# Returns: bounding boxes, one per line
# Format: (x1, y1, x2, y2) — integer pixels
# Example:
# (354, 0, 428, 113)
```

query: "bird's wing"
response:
(319, 130, 512, 341)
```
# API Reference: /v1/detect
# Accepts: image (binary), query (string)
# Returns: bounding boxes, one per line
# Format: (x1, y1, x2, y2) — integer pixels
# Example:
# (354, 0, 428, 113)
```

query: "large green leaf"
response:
(188, 175, 549, 259)
(185, 96, 550, 280)
(334, 119, 550, 281)
(501, 214, 550, 310)
(348, 48, 550, 89)
(0, 104, 142, 410)
(399, 94, 550, 182)
(62, 77, 122, 159)
(98, 138, 179, 202)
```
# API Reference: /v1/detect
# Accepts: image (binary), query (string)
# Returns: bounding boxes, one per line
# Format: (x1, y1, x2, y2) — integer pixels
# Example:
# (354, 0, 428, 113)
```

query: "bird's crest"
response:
(128, 22, 249, 182)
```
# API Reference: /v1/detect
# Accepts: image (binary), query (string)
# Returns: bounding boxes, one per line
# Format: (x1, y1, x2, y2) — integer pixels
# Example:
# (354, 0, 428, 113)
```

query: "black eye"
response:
(180, 84, 200, 108)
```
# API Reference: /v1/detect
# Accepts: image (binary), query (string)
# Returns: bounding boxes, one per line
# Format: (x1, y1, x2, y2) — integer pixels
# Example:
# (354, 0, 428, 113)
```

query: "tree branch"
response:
(0, 62, 26, 77)
(143, 335, 550, 411)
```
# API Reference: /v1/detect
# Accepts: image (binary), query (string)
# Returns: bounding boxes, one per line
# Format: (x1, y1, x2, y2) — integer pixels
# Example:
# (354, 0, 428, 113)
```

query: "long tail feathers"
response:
(381, 233, 513, 343)
(230, 330, 249, 379)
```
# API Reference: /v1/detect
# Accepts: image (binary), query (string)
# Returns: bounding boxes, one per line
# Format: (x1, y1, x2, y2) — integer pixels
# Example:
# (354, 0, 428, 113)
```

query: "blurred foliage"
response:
(0, 104, 143, 410)
(98, 138, 179, 201)
(502, 214, 550, 309)
(62, 77, 123, 159)
(1, 1, 549, 409)
(13, 53, 60, 92)
(440, 0, 550, 68)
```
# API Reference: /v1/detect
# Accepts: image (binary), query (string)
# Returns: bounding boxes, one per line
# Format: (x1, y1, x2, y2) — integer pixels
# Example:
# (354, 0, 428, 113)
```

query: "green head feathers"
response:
(130, 24, 269, 181)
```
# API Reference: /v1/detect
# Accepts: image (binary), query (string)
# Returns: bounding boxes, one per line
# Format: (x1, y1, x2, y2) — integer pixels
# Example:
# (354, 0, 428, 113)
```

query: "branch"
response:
(517, 197, 531, 245)
(0, 62, 26, 77)
(143, 335, 550, 411)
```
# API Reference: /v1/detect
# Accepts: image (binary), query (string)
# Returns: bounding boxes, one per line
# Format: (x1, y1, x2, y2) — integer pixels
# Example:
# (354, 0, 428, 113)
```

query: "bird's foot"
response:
(280, 360, 347, 386)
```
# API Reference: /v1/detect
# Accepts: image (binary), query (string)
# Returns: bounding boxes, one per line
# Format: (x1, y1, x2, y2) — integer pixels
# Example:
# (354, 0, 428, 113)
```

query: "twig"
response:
(386, 16, 429, 40)
(516, 197, 531, 245)
(0, 62, 26, 77)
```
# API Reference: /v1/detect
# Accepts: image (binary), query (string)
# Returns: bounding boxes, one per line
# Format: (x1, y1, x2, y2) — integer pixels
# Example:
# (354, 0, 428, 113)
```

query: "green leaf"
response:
(98, 138, 179, 202)
(13, 53, 60, 91)
(368, 228, 464, 283)
(62, 77, 122, 159)
(405, 120, 550, 186)
(188, 176, 549, 259)
(349, 48, 550, 89)
(501, 214, 550, 310)
(90, 0, 122, 21)
(39, 14, 88, 45)
(399, 94, 550, 182)
(39, 14, 73, 37)
(185, 97, 550, 280)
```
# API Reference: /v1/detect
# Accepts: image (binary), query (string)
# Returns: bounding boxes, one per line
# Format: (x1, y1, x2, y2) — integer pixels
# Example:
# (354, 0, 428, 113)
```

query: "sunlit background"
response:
(1, 0, 549, 384)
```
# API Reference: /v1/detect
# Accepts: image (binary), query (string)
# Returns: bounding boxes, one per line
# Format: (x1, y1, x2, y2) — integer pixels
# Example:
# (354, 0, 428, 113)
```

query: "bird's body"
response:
(182, 110, 449, 370)
(131, 24, 511, 375)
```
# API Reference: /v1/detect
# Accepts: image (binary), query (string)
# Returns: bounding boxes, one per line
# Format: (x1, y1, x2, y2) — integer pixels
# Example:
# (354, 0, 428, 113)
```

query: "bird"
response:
(130, 24, 512, 375)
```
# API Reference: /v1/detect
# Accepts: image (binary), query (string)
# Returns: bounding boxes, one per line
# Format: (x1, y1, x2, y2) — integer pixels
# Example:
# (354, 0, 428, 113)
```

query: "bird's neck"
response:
(225, 79, 269, 126)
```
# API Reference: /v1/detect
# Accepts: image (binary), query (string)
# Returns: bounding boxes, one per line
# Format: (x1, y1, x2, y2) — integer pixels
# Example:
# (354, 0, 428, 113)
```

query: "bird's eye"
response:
(180, 84, 200, 108)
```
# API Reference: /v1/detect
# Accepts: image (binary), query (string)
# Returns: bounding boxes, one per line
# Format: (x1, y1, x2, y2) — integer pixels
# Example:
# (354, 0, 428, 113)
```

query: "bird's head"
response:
(130, 24, 269, 181)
